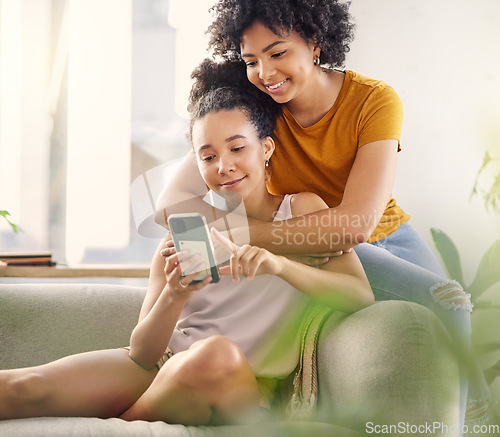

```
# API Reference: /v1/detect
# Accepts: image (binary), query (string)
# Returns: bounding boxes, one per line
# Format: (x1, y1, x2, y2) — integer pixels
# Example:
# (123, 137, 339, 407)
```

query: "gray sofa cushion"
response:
(0, 417, 355, 437)
(0, 283, 144, 369)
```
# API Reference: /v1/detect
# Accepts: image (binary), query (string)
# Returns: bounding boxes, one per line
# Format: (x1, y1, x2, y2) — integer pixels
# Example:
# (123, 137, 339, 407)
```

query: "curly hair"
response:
(188, 58, 282, 141)
(207, 0, 355, 68)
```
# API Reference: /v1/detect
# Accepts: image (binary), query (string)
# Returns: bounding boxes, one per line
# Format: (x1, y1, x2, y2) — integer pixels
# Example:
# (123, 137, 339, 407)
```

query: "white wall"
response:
(0, 0, 133, 264)
(65, 0, 132, 263)
(0, 0, 51, 249)
(346, 0, 500, 283)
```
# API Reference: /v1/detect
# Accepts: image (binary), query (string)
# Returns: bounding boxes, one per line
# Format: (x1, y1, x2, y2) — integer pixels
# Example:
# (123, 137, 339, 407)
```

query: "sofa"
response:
(0, 282, 460, 436)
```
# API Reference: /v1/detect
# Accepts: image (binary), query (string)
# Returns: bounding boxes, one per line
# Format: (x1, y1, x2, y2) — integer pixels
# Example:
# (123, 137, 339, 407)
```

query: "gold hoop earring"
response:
(313, 57, 320, 66)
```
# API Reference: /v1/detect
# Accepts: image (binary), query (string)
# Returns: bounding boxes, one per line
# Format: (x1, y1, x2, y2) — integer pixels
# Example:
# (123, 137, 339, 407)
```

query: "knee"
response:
(430, 280, 473, 312)
(186, 336, 250, 381)
(154, 336, 255, 400)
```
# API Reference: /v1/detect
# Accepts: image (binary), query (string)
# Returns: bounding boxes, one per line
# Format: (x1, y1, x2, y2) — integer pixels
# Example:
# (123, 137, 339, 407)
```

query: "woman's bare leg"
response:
(120, 336, 260, 425)
(0, 348, 157, 420)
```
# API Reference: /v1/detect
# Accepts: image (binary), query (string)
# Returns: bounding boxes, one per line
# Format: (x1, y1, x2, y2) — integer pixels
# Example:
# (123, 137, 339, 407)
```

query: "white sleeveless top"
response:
(168, 194, 313, 378)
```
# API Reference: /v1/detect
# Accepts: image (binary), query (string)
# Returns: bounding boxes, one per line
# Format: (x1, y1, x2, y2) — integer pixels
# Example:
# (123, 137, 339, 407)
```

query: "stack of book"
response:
(0, 252, 56, 267)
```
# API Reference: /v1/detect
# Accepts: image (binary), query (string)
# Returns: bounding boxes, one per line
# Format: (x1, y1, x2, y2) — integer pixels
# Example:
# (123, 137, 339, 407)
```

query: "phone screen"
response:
(178, 239, 212, 281)
(168, 213, 220, 284)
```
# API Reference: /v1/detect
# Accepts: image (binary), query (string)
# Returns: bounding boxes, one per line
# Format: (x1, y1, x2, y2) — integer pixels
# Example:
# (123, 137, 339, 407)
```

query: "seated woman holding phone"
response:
(0, 58, 374, 425)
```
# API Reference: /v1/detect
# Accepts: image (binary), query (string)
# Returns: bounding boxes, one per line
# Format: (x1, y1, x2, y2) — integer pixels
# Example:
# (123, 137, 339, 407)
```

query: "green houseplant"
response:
(470, 150, 500, 213)
(431, 150, 500, 386)
(431, 229, 500, 384)
(0, 210, 19, 233)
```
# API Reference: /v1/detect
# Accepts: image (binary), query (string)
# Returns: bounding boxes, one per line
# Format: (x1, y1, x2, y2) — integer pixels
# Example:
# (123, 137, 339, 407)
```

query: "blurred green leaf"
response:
(470, 151, 492, 200)
(483, 359, 500, 385)
(482, 150, 493, 168)
(476, 342, 500, 356)
(472, 301, 500, 310)
(0, 210, 20, 233)
(484, 173, 500, 213)
(470, 150, 500, 213)
(468, 239, 500, 299)
(430, 228, 465, 287)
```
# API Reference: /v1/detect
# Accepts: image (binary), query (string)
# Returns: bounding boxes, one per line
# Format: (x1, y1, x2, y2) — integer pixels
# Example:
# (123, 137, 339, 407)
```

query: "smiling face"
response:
(240, 21, 321, 105)
(192, 109, 274, 203)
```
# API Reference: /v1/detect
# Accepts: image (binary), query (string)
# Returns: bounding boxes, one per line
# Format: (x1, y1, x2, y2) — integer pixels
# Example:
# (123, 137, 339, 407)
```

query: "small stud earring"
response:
(314, 57, 320, 66)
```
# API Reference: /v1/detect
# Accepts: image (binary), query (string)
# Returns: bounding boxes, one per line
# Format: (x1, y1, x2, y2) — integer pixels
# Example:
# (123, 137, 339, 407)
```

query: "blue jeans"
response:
(354, 222, 491, 429)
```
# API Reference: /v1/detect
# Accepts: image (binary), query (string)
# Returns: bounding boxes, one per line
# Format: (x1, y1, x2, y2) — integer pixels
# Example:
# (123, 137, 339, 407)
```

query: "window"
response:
(0, 0, 215, 268)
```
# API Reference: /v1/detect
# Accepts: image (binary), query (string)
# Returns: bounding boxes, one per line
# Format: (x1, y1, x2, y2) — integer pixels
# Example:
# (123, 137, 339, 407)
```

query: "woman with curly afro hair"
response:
(203, 0, 442, 268)
(153, 0, 495, 430)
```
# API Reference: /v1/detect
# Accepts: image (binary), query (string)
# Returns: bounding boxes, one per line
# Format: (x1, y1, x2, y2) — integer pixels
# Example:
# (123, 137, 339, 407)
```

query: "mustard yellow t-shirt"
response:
(267, 70, 411, 243)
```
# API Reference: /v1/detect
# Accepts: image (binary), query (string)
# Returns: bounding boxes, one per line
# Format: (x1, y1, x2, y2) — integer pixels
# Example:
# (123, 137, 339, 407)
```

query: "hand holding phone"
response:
(167, 213, 220, 285)
(211, 228, 282, 282)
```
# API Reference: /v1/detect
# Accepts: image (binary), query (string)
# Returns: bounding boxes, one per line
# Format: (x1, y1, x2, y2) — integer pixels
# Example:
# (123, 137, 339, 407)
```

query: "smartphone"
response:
(167, 213, 220, 284)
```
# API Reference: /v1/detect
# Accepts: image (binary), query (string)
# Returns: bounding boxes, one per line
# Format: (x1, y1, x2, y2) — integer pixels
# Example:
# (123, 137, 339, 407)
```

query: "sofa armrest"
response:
(0, 283, 146, 370)
(315, 300, 460, 431)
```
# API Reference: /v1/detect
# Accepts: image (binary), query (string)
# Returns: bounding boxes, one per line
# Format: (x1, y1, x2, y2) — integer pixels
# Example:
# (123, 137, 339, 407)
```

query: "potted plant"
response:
(431, 149, 500, 391)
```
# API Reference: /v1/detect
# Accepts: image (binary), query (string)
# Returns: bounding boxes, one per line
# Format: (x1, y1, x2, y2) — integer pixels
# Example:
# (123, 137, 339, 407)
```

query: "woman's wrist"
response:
(162, 283, 192, 307)
(275, 254, 293, 279)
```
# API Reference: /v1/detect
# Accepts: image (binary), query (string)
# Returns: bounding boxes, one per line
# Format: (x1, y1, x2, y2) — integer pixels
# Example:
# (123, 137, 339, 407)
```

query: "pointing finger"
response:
(211, 228, 238, 256)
